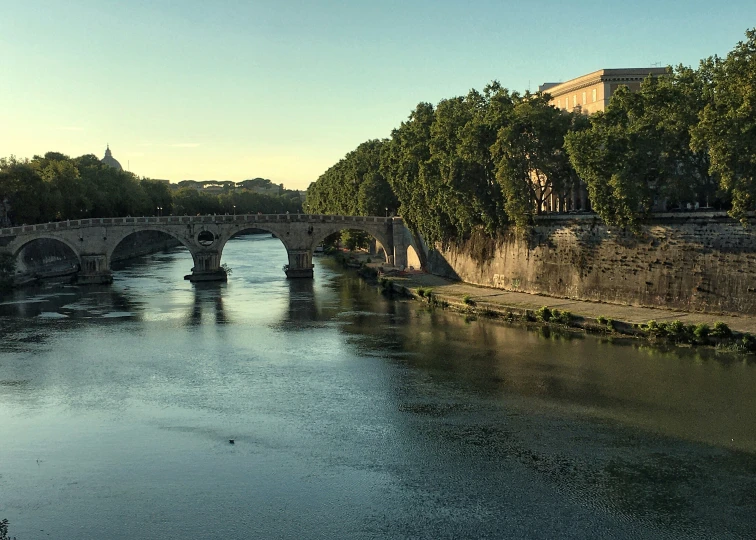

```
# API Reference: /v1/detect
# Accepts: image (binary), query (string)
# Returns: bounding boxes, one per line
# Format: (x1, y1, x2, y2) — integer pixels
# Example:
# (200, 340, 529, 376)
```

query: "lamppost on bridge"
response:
(157, 206, 162, 217)
(385, 207, 388, 217)
(233, 205, 236, 216)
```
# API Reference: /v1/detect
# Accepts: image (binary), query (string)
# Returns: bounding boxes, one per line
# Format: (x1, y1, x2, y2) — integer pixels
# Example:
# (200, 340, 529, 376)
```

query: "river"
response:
(1, 234, 755, 539)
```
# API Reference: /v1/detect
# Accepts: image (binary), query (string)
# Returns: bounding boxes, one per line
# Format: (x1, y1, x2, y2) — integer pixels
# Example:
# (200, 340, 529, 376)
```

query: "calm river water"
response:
(1, 234, 755, 539)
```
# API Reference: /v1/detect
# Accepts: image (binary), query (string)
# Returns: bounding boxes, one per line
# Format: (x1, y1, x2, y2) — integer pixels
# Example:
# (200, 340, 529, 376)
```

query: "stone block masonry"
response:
(426, 213, 756, 316)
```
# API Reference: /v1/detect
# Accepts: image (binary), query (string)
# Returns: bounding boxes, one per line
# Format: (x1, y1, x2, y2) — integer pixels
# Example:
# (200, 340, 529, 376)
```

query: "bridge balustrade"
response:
(2, 214, 394, 237)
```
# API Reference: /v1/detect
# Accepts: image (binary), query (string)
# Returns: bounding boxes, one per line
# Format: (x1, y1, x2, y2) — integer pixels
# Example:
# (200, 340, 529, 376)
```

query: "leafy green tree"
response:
(140, 179, 174, 215)
(566, 65, 717, 228)
(380, 103, 435, 238)
(304, 139, 396, 217)
(379, 85, 517, 245)
(172, 188, 221, 215)
(638, 66, 716, 208)
(340, 229, 370, 250)
(0, 253, 16, 291)
(492, 92, 576, 229)
(0, 156, 53, 224)
(33, 152, 88, 219)
(692, 28, 756, 220)
(564, 91, 654, 229)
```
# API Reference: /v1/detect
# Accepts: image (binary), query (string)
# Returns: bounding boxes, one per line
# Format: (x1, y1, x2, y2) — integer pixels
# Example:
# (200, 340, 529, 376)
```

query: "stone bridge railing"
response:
(0, 213, 392, 237)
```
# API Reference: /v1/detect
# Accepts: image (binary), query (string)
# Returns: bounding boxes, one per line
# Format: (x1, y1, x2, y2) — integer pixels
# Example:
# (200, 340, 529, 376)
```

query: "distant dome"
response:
(101, 145, 123, 171)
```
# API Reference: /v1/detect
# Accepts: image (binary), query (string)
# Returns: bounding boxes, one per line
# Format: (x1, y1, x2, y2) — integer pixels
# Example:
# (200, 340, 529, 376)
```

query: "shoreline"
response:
(336, 250, 756, 354)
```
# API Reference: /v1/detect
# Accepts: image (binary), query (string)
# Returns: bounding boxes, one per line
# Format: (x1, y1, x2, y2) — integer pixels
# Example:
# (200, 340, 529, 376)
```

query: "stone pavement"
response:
(385, 271, 756, 334)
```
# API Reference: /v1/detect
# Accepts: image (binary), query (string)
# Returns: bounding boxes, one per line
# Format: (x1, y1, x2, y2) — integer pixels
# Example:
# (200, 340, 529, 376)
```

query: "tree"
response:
(0, 518, 17, 540)
(492, 92, 576, 229)
(379, 86, 513, 246)
(566, 66, 717, 229)
(141, 179, 173, 215)
(692, 28, 756, 220)
(0, 253, 15, 291)
(0, 156, 52, 224)
(304, 139, 396, 217)
(33, 153, 87, 219)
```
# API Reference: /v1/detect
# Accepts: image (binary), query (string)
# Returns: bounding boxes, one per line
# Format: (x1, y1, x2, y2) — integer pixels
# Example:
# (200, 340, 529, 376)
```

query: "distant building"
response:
(100, 145, 123, 171)
(539, 67, 667, 115)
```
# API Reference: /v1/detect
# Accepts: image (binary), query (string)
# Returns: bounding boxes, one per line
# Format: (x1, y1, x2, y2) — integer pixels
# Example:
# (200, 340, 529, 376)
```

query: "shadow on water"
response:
(0, 282, 141, 323)
(185, 282, 228, 326)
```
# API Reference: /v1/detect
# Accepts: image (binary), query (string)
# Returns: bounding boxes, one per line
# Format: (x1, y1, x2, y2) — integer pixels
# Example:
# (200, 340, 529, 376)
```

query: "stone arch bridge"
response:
(0, 214, 420, 284)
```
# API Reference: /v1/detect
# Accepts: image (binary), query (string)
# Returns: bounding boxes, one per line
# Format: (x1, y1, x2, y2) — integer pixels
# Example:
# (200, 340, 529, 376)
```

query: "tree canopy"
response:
(307, 28, 756, 239)
(0, 153, 301, 226)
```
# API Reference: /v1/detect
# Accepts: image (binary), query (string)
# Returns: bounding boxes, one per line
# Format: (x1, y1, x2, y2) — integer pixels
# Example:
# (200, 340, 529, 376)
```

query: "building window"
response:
(557, 99, 561, 108)
(582, 91, 586, 105)
(573, 95, 577, 107)
(592, 88, 597, 102)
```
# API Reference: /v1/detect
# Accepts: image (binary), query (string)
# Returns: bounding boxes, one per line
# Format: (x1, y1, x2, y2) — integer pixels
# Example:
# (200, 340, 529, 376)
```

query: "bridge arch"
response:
(218, 224, 302, 254)
(106, 227, 195, 263)
(309, 224, 393, 264)
(11, 234, 82, 262)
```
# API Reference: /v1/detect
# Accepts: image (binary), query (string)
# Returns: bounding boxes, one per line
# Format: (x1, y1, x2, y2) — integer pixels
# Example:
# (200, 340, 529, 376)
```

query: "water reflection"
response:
(185, 282, 229, 326)
(282, 278, 320, 326)
(0, 283, 141, 321)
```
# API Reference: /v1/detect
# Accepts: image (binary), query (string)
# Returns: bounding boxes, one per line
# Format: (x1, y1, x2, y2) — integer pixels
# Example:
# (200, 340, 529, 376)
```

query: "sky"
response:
(2, 1, 755, 190)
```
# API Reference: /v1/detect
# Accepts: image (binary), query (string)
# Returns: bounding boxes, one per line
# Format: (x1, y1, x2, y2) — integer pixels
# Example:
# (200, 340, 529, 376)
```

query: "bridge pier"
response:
(186, 251, 227, 282)
(76, 254, 113, 285)
(284, 250, 313, 279)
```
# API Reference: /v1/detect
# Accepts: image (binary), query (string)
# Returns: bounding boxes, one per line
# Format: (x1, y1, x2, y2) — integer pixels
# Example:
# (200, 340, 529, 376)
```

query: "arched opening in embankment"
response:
(405, 244, 421, 271)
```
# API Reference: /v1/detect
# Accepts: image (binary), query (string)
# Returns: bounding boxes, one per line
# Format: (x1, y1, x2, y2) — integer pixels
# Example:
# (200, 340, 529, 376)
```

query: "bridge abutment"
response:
(76, 254, 113, 285)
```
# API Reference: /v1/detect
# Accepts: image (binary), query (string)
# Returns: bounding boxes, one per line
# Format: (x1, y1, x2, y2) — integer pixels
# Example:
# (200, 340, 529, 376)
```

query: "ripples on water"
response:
(1, 234, 755, 539)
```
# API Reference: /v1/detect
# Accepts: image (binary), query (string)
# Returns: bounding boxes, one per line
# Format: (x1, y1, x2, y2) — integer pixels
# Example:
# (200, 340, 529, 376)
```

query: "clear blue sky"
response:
(1, 0, 753, 189)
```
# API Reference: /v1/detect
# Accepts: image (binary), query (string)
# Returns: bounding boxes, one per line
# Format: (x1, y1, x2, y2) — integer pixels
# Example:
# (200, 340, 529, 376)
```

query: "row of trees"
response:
(571, 29, 756, 227)
(306, 29, 756, 242)
(172, 186, 302, 215)
(0, 153, 302, 226)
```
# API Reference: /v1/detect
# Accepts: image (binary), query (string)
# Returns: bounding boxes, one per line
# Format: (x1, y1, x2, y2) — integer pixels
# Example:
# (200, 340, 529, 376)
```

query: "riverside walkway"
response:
(386, 271, 756, 335)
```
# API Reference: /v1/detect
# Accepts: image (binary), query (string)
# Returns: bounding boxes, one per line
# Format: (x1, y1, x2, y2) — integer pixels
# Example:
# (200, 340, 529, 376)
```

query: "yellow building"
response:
(539, 67, 667, 115)
(536, 68, 667, 212)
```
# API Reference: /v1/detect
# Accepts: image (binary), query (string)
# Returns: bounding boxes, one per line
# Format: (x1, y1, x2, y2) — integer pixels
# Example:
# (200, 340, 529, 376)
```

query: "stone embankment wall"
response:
(425, 213, 756, 316)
